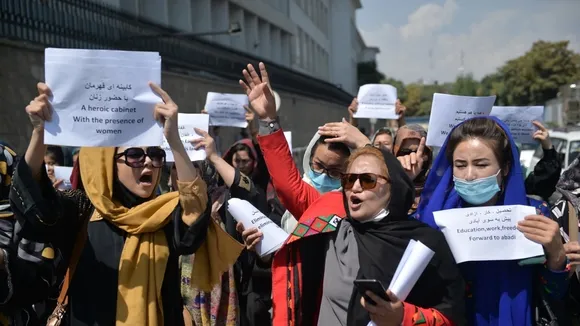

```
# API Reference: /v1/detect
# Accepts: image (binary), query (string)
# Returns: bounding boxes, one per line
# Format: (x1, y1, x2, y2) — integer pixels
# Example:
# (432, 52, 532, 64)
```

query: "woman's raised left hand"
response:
(360, 290, 404, 326)
(518, 215, 566, 270)
(150, 82, 180, 144)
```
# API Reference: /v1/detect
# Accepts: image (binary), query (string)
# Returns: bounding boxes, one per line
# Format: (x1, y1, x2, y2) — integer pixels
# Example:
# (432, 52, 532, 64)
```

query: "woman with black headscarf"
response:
(241, 144, 465, 325)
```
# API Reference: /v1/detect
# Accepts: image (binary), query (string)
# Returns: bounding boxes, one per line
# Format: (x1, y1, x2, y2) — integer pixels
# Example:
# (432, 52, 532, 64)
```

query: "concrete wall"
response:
(0, 41, 364, 156)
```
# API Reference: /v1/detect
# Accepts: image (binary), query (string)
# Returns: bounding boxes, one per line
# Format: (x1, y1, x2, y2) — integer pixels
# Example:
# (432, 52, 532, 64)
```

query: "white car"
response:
(527, 129, 580, 174)
(519, 143, 539, 177)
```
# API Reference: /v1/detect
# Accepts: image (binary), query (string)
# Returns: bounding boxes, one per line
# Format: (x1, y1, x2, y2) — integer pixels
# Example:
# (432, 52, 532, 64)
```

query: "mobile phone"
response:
(353, 279, 389, 305)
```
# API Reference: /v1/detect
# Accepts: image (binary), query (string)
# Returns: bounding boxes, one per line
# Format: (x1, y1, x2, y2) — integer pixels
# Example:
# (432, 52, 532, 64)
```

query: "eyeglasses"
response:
(310, 161, 343, 179)
(341, 173, 389, 190)
(114, 147, 166, 168)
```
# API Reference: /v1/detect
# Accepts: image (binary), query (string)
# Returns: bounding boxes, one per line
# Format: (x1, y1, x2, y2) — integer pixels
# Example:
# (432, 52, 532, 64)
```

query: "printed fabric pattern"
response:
(535, 200, 571, 297)
(407, 305, 450, 326)
(181, 216, 238, 326)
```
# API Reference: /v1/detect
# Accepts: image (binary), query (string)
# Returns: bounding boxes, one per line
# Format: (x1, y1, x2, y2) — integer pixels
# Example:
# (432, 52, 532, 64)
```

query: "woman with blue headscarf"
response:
(416, 116, 570, 325)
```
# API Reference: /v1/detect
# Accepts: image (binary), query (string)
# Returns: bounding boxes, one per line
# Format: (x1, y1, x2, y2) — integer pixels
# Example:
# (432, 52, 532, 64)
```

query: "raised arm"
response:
(150, 83, 207, 227)
(192, 128, 269, 214)
(23, 83, 53, 181)
(239, 62, 320, 217)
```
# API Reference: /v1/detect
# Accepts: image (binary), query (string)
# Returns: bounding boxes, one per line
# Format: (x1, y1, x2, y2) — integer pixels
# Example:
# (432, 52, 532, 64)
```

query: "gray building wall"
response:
(0, 40, 366, 157)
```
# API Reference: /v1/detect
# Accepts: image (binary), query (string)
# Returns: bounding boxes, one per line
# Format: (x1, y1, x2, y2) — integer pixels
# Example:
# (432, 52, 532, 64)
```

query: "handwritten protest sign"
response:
(44, 48, 163, 147)
(426, 94, 496, 147)
(433, 205, 544, 263)
(227, 198, 289, 257)
(162, 113, 209, 162)
(490, 106, 544, 144)
(205, 92, 249, 128)
(354, 84, 399, 120)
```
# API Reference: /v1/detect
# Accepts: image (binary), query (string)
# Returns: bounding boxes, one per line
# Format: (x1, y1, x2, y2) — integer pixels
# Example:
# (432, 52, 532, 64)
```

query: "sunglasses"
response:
(114, 147, 166, 168)
(341, 173, 389, 190)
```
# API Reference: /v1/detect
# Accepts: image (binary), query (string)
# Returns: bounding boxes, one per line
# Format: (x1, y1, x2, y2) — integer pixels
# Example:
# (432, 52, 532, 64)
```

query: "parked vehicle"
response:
(527, 128, 580, 174)
(519, 143, 539, 177)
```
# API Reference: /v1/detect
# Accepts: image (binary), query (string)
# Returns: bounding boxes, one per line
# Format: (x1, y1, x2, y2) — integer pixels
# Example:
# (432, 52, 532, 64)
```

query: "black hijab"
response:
(346, 148, 466, 326)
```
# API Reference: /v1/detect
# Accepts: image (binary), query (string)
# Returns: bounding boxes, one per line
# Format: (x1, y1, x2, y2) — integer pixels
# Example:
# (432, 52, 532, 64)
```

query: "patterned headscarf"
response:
(0, 143, 17, 217)
(556, 154, 580, 211)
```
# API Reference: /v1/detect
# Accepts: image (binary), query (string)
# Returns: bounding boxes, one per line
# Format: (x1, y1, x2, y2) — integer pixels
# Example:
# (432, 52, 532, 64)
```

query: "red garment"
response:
(257, 130, 320, 218)
(70, 158, 82, 190)
(257, 130, 453, 326)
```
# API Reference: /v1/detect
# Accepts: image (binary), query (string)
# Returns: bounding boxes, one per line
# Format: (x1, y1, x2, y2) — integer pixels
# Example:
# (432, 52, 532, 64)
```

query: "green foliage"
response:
(357, 60, 386, 86)
(364, 40, 579, 117)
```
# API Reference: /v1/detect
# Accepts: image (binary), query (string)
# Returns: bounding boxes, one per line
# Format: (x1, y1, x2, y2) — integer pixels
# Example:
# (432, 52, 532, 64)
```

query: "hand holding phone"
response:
(353, 279, 389, 305)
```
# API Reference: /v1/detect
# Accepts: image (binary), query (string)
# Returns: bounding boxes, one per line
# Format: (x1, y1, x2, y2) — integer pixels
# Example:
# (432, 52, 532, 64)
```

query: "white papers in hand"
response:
(426, 93, 496, 147)
(354, 84, 399, 120)
(162, 113, 209, 162)
(50, 166, 73, 190)
(44, 48, 163, 147)
(388, 240, 435, 301)
(205, 92, 249, 128)
(433, 205, 544, 263)
(227, 198, 289, 257)
(490, 106, 544, 144)
(367, 241, 435, 326)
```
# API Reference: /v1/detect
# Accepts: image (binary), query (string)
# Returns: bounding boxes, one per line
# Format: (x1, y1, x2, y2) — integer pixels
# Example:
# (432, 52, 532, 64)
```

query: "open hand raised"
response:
(239, 63, 276, 120)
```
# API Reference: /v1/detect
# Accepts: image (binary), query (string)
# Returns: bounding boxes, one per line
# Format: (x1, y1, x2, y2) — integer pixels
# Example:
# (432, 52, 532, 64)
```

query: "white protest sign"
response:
(50, 166, 73, 190)
(354, 84, 399, 120)
(162, 113, 209, 162)
(284, 131, 293, 156)
(388, 240, 435, 301)
(490, 106, 544, 144)
(433, 205, 544, 263)
(426, 94, 496, 147)
(44, 48, 163, 147)
(205, 92, 249, 128)
(227, 198, 289, 257)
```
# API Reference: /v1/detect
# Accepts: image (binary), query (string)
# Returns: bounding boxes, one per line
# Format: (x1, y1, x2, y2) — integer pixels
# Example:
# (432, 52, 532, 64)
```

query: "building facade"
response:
(99, 0, 378, 95)
(0, 0, 376, 155)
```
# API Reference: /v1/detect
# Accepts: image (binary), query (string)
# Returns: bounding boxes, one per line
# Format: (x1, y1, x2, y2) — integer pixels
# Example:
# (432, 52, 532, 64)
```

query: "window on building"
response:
(301, 32, 308, 69)
(295, 29, 302, 66)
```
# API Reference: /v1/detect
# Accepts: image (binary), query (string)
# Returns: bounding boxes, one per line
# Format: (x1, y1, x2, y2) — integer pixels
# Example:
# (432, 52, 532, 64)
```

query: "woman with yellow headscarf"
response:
(9, 82, 243, 326)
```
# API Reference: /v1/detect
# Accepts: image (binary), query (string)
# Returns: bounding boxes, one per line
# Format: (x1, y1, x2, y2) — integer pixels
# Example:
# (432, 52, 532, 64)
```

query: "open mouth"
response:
(139, 174, 153, 184)
(350, 196, 363, 209)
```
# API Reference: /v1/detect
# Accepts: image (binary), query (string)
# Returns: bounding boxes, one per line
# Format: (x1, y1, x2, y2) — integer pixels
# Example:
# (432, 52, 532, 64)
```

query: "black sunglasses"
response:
(341, 173, 389, 190)
(114, 147, 166, 168)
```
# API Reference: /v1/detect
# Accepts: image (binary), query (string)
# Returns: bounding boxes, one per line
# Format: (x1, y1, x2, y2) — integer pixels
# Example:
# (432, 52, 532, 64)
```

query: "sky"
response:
(356, 0, 580, 84)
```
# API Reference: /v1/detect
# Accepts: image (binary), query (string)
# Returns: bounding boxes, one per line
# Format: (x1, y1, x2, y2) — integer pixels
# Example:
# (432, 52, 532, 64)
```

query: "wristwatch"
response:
(258, 116, 281, 135)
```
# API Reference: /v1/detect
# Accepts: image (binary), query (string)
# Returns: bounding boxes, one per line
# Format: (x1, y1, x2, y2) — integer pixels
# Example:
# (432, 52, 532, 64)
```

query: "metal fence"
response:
(0, 0, 353, 105)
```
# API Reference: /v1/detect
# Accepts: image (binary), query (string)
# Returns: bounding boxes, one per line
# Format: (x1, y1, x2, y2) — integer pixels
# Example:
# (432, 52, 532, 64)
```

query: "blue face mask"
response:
(453, 170, 501, 205)
(308, 169, 341, 194)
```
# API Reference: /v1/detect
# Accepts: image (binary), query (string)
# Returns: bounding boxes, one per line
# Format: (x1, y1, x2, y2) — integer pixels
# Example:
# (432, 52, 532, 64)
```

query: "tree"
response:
(357, 60, 386, 86)
(492, 40, 580, 105)
(382, 77, 407, 103)
(452, 73, 480, 96)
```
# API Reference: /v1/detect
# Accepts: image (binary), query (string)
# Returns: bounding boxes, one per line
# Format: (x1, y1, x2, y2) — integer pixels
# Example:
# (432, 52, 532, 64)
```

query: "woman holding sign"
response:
(416, 116, 570, 326)
(241, 145, 466, 326)
(9, 83, 242, 326)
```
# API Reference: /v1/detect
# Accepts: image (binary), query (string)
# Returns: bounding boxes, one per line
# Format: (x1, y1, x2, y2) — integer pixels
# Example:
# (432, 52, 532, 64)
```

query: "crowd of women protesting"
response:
(0, 60, 578, 326)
